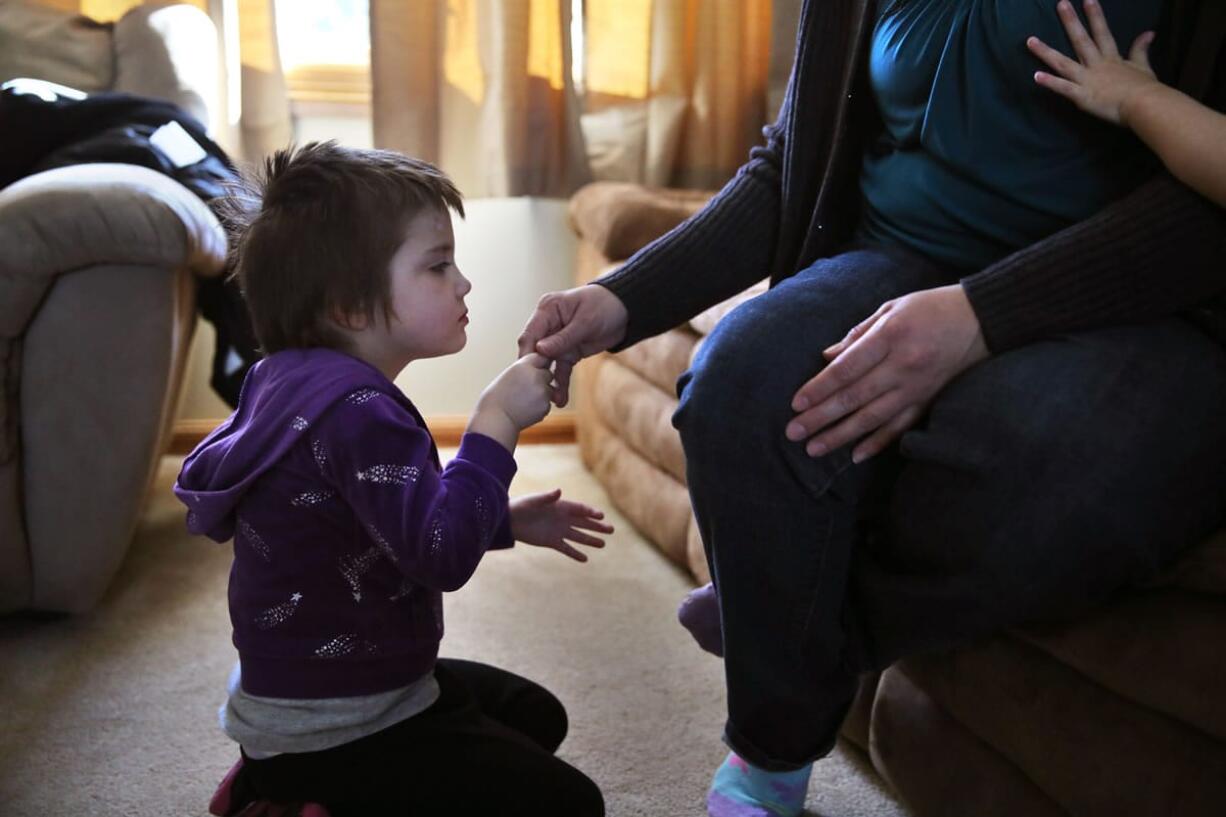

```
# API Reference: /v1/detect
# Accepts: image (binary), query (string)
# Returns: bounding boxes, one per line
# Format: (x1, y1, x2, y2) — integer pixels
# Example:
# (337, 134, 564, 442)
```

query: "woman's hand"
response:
(510, 489, 614, 562)
(786, 284, 989, 463)
(1027, 0, 1160, 127)
(517, 284, 630, 408)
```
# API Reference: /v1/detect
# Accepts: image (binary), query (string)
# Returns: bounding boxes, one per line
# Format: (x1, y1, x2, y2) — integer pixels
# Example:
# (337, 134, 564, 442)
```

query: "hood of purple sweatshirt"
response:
(175, 348, 419, 542)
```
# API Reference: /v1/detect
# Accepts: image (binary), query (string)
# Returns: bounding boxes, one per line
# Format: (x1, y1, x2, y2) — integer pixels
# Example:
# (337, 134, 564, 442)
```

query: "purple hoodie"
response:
(175, 348, 515, 699)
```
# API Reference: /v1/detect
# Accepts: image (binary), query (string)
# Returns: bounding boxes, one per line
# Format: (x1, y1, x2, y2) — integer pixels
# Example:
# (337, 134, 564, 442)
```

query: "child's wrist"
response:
(468, 406, 520, 452)
(1119, 80, 1169, 131)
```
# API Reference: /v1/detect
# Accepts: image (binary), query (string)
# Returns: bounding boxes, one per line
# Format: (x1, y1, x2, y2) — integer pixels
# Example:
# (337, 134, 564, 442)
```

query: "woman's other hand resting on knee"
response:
(1029, 0, 1226, 207)
(786, 284, 989, 464)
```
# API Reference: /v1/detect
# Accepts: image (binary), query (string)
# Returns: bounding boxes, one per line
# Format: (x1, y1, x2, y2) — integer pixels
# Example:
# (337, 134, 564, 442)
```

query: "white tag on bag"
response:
(150, 120, 208, 168)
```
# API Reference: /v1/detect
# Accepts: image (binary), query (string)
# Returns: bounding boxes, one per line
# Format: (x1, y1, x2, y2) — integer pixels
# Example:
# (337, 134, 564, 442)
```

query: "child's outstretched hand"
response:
(510, 489, 614, 562)
(1028, 0, 1160, 126)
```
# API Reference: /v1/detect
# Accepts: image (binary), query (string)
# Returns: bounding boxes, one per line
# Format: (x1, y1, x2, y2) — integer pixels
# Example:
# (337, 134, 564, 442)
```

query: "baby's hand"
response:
(510, 489, 614, 562)
(476, 353, 554, 432)
(1028, 0, 1160, 127)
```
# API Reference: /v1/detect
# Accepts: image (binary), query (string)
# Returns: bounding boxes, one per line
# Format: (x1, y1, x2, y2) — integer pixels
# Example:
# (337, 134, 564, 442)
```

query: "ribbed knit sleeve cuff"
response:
(455, 432, 518, 489)
(962, 174, 1226, 353)
(596, 173, 781, 352)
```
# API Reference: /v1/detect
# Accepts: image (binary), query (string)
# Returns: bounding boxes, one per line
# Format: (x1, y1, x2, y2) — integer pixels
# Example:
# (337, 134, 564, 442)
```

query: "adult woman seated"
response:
(520, 1, 1226, 815)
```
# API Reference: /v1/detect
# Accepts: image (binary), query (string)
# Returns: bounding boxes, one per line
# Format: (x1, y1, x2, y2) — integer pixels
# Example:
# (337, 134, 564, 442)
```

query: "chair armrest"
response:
(0, 163, 225, 337)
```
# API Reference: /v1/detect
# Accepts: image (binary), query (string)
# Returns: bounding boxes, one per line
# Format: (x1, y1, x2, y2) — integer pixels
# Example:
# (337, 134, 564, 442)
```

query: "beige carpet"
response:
(0, 445, 907, 817)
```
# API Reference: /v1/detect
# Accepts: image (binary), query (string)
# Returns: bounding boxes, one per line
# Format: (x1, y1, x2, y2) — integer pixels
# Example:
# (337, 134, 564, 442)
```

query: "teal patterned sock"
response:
(706, 752, 811, 817)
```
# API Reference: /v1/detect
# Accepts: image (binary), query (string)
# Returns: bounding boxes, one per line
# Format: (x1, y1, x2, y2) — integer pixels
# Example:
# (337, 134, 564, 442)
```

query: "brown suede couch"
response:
(570, 180, 1226, 817)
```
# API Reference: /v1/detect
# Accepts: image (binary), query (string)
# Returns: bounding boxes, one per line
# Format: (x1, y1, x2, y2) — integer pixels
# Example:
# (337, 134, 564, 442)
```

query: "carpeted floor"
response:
(0, 445, 907, 817)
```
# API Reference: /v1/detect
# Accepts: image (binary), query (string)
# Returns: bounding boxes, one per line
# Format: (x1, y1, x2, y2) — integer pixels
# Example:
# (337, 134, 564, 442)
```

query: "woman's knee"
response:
(674, 300, 820, 459)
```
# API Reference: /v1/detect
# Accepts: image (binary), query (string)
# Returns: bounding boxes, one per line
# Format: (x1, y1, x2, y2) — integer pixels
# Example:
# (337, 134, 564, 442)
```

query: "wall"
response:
(176, 197, 579, 421)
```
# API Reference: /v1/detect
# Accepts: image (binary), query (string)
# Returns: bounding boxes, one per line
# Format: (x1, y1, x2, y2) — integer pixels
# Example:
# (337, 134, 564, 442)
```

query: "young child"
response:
(1029, 0, 1226, 207)
(174, 142, 611, 817)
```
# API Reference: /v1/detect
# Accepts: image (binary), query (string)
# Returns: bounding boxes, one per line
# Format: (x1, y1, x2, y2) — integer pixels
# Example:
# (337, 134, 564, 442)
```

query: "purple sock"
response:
(678, 582, 724, 657)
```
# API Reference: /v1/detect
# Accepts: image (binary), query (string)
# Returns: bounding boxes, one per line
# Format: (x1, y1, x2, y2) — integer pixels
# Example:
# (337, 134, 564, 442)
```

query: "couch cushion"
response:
(870, 667, 1067, 817)
(903, 638, 1226, 817)
(1017, 589, 1226, 742)
(616, 327, 698, 395)
(0, 1, 114, 92)
(576, 404, 693, 568)
(688, 279, 769, 336)
(593, 357, 687, 483)
(569, 182, 713, 261)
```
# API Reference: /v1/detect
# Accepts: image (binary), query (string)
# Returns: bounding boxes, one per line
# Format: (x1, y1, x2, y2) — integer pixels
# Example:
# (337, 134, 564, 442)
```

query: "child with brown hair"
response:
(175, 141, 609, 817)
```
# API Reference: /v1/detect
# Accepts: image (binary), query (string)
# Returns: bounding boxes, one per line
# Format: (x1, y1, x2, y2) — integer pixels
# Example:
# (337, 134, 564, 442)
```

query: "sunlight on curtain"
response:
(580, 0, 772, 189)
(528, 0, 564, 90)
(441, 0, 566, 107)
(78, 0, 204, 21)
(372, 0, 588, 197)
(443, 0, 483, 105)
(238, 0, 278, 73)
(583, 0, 650, 99)
(231, 0, 292, 157)
(34, 0, 206, 21)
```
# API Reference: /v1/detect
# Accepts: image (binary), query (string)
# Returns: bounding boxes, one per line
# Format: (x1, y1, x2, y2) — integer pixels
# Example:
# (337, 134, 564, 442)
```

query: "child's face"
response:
(376, 206, 471, 367)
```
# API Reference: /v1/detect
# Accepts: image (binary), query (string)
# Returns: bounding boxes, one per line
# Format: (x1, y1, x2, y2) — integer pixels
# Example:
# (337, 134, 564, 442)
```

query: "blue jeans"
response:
(673, 245, 1226, 771)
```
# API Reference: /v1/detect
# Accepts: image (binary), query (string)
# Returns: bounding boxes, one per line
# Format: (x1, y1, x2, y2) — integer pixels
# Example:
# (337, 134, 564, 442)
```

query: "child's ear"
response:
(331, 308, 368, 332)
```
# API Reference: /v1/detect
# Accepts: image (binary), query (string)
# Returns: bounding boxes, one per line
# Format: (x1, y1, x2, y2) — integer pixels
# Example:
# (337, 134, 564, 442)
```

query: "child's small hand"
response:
(1028, 0, 1160, 127)
(510, 489, 614, 562)
(477, 353, 554, 432)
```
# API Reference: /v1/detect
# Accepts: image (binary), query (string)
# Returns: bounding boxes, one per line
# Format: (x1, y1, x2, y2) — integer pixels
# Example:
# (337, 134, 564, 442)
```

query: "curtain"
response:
(369, 0, 590, 198)
(35, 0, 204, 17)
(220, 0, 293, 159)
(581, 0, 773, 190)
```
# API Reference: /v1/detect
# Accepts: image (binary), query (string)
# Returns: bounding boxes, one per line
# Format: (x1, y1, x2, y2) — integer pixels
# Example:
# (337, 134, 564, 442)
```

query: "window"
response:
(275, 0, 370, 104)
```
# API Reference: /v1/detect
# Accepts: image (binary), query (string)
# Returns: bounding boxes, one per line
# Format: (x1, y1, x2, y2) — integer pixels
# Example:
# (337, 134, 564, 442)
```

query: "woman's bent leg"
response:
(673, 246, 956, 771)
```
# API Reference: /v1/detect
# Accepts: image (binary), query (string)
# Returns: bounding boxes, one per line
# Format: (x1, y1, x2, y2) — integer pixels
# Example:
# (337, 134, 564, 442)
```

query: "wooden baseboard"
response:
(169, 419, 222, 455)
(169, 412, 575, 455)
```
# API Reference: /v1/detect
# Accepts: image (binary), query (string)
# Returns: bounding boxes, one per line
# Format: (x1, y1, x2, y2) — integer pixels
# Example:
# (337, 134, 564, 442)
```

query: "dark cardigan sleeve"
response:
(962, 171, 1226, 354)
(596, 113, 787, 349)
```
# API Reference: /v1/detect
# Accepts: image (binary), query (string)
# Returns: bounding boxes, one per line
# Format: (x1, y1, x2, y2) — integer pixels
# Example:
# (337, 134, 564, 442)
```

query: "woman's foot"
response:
(677, 582, 724, 656)
(707, 752, 811, 817)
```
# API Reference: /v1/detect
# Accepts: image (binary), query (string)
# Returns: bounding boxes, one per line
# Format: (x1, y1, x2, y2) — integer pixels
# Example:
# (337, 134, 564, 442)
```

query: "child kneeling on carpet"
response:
(175, 141, 610, 817)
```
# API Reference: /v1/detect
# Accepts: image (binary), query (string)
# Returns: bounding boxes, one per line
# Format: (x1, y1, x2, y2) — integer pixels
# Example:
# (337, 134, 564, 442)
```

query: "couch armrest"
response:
(569, 182, 713, 262)
(0, 163, 225, 337)
(113, 3, 221, 134)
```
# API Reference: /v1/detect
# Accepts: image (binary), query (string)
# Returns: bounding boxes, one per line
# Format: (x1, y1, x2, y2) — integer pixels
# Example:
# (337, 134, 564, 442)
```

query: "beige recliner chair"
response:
(0, 1, 227, 613)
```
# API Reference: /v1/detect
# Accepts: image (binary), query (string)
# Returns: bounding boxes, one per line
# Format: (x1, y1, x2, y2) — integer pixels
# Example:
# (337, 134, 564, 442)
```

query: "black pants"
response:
(674, 245, 1226, 771)
(236, 659, 604, 816)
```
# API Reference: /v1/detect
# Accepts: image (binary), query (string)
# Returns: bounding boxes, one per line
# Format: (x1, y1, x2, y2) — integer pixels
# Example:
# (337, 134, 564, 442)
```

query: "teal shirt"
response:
(858, 0, 1165, 272)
